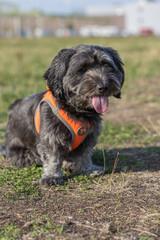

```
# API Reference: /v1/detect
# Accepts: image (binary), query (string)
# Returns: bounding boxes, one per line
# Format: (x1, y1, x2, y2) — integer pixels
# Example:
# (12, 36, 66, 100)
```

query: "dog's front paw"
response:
(39, 176, 64, 186)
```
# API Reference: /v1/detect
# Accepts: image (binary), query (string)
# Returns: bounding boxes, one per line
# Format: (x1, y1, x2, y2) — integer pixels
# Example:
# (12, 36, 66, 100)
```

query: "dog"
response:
(5, 45, 124, 186)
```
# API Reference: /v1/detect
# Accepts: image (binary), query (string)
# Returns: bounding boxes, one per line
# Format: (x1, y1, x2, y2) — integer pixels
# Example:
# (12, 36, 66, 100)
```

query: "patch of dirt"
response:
(0, 171, 159, 240)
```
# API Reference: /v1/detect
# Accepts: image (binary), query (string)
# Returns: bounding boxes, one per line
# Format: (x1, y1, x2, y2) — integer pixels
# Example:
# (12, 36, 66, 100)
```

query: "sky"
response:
(2, 0, 137, 15)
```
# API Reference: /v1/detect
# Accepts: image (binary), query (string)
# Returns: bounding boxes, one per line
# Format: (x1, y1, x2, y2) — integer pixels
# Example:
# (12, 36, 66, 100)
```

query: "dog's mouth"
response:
(91, 96, 109, 113)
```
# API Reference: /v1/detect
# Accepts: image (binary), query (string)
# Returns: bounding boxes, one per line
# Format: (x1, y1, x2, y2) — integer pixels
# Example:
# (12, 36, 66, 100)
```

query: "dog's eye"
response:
(101, 61, 114, 70)
(101, 60, 108, 66)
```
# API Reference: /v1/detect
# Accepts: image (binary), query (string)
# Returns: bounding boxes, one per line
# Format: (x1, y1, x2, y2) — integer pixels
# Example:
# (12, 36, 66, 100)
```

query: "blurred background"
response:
(0, 0, 160, 38)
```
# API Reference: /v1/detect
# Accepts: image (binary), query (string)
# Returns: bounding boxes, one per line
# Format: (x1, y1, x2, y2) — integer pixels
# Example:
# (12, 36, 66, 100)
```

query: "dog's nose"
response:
(97, 83, 109, 93)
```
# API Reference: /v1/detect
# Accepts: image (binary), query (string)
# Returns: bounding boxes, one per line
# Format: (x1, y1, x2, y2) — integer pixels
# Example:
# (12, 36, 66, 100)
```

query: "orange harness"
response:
(34, 88, 90, 151)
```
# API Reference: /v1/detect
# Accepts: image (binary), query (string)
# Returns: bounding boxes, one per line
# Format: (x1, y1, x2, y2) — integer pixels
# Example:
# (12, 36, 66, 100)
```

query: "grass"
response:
(0, 220, 65, 240)
(0, 223, 21, 240)
(98, 121, 160, 148)
(0, 162, 42, 200)
(0, 36, 160, 239)
(27, 219, 65, 237)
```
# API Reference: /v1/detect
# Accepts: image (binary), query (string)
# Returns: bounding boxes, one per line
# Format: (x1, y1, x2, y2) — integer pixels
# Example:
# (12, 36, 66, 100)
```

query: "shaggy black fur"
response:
(5, 45, 124, 186)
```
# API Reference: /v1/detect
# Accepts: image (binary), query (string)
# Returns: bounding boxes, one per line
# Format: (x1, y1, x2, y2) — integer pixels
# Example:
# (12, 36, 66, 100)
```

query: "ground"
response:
(0, 171, 159, 240)
(0, 37, 160, 239)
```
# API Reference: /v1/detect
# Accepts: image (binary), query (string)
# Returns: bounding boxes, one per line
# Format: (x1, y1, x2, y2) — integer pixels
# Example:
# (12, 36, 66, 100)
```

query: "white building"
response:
(85, 0, 160, 36)
(124, 0, 160, 35)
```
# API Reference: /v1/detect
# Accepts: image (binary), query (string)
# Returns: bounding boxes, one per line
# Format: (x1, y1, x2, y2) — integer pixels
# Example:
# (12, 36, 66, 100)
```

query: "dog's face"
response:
(44, 45, 124, 114)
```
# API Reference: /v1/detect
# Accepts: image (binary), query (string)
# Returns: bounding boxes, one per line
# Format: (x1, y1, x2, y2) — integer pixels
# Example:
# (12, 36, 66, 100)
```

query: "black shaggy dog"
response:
(5, 45, 124, 186)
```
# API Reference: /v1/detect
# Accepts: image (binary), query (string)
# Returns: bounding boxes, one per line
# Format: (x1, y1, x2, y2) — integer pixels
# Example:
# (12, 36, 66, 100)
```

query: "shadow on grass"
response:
(92, 146, 160, 173)
(1, 144, 160, 174)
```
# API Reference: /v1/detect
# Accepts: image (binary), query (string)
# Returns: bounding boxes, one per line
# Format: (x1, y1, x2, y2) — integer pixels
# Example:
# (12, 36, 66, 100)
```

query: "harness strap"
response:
(34, 90, 90, 151)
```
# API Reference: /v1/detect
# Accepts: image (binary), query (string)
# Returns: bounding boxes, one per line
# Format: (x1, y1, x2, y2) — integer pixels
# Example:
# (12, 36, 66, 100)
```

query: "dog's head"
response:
(44, 45, 124, 114)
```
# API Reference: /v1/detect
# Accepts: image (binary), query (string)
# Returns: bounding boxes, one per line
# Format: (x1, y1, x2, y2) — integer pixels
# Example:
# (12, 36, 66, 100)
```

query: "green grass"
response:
(0, 220, 65, 240)
(28, 219, 65, 237)
(98, 122, 142, 148)
(0, 162, 42, 200)
(97, 122, 160, 149)
(0, 223, 21, 240)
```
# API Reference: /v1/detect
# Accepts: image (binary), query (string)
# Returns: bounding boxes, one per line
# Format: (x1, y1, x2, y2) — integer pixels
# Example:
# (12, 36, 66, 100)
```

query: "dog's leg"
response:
(71, 147, 104, 176)
(5, 137, 40, 168)
(37, 144, 63, 186)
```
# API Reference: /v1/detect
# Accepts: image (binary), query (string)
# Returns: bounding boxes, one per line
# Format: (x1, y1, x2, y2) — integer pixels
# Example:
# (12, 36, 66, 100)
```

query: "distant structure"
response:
(124, 0, 160, 35)
(86, 0, 160, 36)
(0, 0, 160, 37)
(85, 4, 123, 17)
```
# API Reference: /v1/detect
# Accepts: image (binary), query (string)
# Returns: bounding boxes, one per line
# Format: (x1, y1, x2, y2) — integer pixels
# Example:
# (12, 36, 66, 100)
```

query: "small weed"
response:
(78, 208, 84, 215)
(54, 224, 65, 235)
(29, 219, 65, 237)
(54, 183, 70, 191)
(92, 149, 115, 172)
(139, 237, 155, 240)
(0, 224, 21, 240)
(69, 174, 95, 184)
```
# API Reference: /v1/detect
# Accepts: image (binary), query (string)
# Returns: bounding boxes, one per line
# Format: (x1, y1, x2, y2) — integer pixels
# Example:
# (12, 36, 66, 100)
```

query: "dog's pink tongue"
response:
(92, 96, 109, 113)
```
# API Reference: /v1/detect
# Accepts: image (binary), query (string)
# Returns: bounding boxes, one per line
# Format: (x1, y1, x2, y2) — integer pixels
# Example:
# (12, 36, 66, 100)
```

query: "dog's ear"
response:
(104, 47, 125, 88)
(114, 92, 121, 99)
(44, 48, 76, 100)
